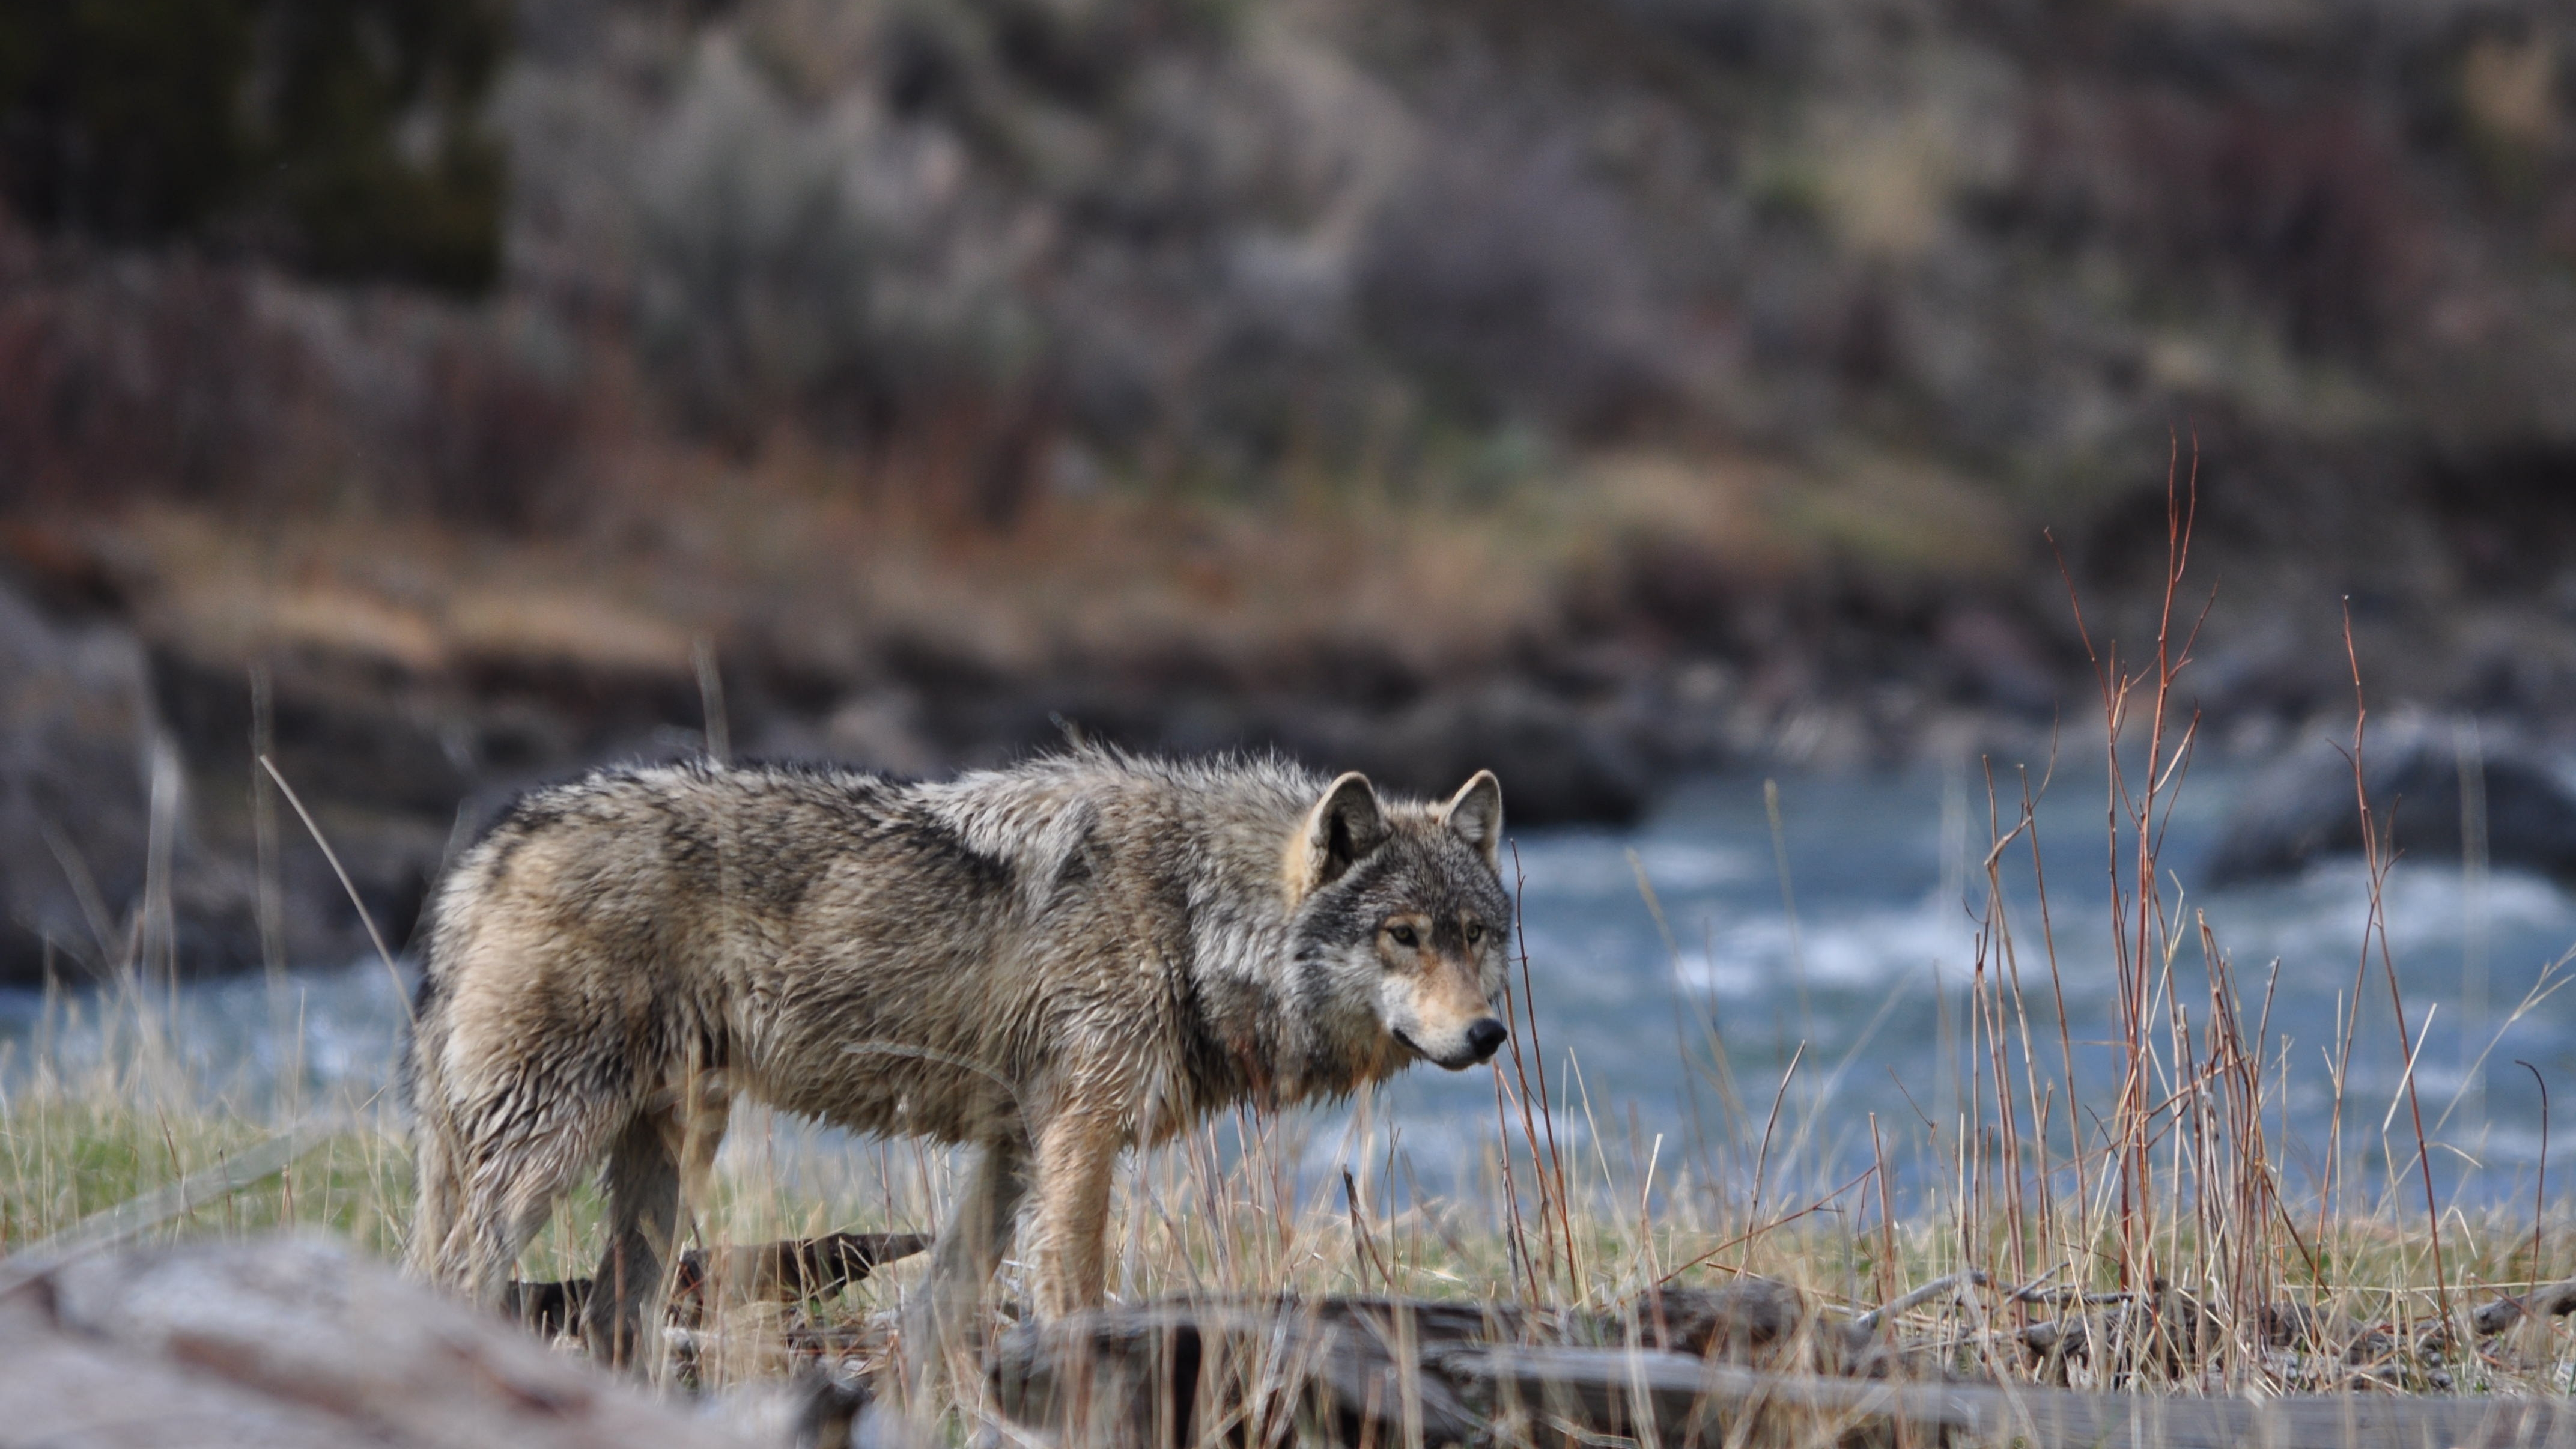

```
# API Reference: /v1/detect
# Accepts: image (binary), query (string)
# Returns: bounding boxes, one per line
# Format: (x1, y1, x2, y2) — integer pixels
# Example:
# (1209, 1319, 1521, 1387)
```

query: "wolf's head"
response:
(1286, 770, 1514, 1074)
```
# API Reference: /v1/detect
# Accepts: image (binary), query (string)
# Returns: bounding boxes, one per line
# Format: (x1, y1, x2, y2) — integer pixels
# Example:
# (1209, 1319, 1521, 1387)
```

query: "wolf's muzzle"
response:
(1463, 1017, 1508, 1064)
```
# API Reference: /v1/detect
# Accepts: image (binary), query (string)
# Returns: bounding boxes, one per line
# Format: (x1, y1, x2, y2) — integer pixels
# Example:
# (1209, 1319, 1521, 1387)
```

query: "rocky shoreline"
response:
(14, 506, 2576, 986)
(2, 542, 2077, 985)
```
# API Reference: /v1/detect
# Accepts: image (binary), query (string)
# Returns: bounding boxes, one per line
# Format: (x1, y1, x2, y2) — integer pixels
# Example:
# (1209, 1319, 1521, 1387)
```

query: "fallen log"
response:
(992, 1298, 1495, 1447)
(2472, 1274, 2576, 1338)
(994, 1295, 2576, 1448)
(505, 1230, 931, 1338)
(1439, 1344, 2575, 1448)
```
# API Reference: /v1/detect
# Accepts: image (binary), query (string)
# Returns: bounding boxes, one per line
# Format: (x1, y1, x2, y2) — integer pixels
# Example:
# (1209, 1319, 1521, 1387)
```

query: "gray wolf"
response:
(405, 749, 1513, 1364)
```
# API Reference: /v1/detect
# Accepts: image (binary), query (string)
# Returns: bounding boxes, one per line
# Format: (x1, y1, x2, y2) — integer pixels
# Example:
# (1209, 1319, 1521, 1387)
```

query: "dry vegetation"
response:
(8, 863, 2576, 1433)
(9, 490, 2576, 1448)
(113, 468, 1581, 696)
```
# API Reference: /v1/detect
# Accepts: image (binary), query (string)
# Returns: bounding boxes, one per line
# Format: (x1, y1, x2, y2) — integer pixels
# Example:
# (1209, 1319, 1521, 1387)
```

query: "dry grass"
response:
(6, 938, 2573, 1418)
(7, 473, 2576, 1440)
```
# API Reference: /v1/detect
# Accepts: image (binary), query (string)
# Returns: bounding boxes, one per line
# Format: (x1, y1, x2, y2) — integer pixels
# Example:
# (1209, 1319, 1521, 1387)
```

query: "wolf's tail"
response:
(402, 917, 461, 1285)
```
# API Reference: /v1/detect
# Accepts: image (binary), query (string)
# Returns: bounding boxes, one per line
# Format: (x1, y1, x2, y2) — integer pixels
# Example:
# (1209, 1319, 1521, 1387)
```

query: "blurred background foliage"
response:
(0, 0, 2569, 550)
(2, 1, 2576, 954)
(0, 0, 508, 288)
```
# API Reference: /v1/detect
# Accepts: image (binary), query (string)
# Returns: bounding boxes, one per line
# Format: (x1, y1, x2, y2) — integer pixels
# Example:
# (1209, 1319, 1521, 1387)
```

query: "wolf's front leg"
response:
(1030, 1107, 1123, 1316)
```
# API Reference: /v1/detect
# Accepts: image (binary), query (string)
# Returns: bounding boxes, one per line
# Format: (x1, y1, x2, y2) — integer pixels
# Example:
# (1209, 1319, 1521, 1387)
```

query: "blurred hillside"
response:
(4, 0, 2576, 974)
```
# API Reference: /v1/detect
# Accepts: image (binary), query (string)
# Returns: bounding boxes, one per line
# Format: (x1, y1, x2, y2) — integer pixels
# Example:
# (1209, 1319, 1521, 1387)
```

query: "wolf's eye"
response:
(1464, 922, 1484, 946)
(1387, 923, 1419, 949)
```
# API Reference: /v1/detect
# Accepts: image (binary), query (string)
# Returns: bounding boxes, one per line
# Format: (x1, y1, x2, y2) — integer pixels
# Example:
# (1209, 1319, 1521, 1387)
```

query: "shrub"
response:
(0, 0, 509, 292)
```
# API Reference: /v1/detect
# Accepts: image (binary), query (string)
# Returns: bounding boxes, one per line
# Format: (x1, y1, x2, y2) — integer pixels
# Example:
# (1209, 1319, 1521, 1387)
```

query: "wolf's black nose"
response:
(1466, 1018, 1508, 1061)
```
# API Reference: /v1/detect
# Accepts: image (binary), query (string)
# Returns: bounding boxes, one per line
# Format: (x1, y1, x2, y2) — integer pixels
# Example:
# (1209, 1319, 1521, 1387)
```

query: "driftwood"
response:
(994, 1290, 2576, 1448)
(503, 1231, 931, 1338)
(2018, 1271, 2576, 1386)
(1635, 1279, 1927, 1378)
(992, 1298, 1498, 1447)
(1443, 1343, 2576, 1448)
(2471, 1274, 2576, 1338)
(0, 1234, 767, 1448)
(988, 1287, 1934, 1447)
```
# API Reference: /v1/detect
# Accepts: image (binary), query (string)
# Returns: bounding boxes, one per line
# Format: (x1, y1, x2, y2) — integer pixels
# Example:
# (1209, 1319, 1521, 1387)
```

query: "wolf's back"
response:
(401, 758, 1036, 1120)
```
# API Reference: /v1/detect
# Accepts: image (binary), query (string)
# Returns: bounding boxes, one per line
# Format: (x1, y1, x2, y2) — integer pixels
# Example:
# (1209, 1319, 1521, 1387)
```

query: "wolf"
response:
(404, 749, 1513, 1364)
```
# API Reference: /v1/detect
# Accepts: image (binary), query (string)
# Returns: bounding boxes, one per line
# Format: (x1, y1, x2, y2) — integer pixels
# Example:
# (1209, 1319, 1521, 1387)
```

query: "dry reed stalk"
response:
(2335, 604, 2456, 1335)
(1501, 842, 1573, 1302)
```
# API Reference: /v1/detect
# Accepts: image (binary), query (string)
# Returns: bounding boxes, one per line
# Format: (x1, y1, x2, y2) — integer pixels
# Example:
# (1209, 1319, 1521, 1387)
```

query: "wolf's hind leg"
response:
(422, 1106, 609, 1308)
(905, 1135, 1029, 1364)
(585, 1106, 701, 1370)
(409, 1009, 643, 1313)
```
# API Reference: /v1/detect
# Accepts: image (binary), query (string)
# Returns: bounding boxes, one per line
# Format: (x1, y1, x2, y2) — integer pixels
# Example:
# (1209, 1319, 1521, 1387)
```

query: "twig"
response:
(1658, 1166, 1879, 1287)
(1855, 1269, 1993, 1332)
(2531, 1060, 2551, 1302)
(1749, 1042, 1803, 1222)
(1342, 1167, 1391, 1293)
(2, 1122, 335, 1276)
(2339, 606, 2453, 1331)
(1504, 840, 1573, 1298)
(258, 755, 409, 1024)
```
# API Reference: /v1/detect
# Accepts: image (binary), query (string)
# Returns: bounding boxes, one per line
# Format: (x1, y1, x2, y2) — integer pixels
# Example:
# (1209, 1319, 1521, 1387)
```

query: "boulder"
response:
(0, 1235, 768, 1448)
(2205, 715, 2576, 885)
(0, 581, 261, 982)
(1292, 681, 1653, 828)
(916, 677, 1658, 827)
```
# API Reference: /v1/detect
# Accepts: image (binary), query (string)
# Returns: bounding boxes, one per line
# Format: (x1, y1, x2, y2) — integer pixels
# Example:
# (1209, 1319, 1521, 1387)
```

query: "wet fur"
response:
(404, 749, 1511, 1362)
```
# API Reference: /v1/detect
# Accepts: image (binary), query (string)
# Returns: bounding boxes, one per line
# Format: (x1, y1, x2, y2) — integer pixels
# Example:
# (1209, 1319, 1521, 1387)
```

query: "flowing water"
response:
(1372, 761, 2576, 1212)
(12, 758, 2576, 1215)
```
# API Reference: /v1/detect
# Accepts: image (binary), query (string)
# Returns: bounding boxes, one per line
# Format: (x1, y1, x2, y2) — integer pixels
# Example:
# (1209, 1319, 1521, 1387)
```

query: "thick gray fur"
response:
(404, 748, 1513, 1366)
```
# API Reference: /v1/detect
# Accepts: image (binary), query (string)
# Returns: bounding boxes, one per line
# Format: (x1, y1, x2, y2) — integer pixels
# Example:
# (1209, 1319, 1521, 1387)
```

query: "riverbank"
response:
(22, 440, 2576, 985)
(4, 455, 2025, 981)
(10, 696, 2576, 1434)
(6, 990, 2574, 1422)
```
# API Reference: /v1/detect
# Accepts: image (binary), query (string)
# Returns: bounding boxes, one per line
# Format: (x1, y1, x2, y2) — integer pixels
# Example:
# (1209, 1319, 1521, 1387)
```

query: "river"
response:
(12, 756, 2574, 1217)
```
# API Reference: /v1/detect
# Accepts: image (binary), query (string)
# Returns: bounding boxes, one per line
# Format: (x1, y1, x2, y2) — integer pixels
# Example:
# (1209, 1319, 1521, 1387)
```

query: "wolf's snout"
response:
(1465, 1018, 1508, 1063)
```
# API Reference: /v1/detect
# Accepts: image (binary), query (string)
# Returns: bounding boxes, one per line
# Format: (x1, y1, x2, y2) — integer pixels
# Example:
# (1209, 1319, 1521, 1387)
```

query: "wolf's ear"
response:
(1439, 770, 1504, 873)
(1296, 772, 1389, 896)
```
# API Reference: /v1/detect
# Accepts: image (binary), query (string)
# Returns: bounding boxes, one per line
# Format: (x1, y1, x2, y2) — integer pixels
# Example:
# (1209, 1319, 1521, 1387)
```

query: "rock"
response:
(2205, 715, 2576, 885)
(0, 578, 448, 983)
(0, 579, 158, 970)
(1934, 605, 2059, 714)
(0, 1234, 763, 1448)
(0, 582, 258, 983)
(1314, 681, 1652, 828)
